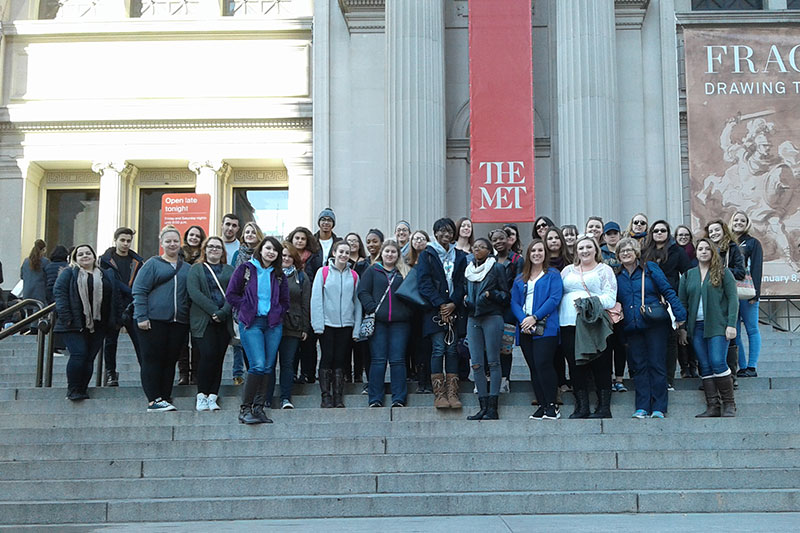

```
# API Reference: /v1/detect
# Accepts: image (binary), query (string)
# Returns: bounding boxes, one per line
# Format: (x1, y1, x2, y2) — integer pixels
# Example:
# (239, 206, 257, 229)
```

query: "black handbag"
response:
(395, 267, 431, 309)
(640, 266, 670, 323)
(532, 315, 547, 336)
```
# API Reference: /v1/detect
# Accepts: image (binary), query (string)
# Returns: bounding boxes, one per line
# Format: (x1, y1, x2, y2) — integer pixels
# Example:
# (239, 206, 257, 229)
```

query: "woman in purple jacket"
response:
(226, 236, 290, 425)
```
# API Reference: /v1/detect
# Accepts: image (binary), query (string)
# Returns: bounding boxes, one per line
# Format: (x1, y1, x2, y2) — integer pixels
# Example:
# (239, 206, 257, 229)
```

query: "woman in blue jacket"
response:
(464, 238, 509, 420)
(511, 239, 563, 420)
(615, 238, 686, 419)
(132, 227, 191, 412)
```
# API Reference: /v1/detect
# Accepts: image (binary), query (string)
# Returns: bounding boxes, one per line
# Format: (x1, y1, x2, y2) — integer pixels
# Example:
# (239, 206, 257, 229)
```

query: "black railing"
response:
(759, 297, 800, 333)
(0, 299, 57, 387)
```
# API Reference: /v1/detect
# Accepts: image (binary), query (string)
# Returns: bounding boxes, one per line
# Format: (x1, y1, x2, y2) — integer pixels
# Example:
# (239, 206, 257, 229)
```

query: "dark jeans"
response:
(625, 324, 669, 414)
(103, 314, 141, 369)
(194, 321, 230, 396)
(554, 342, 568, 387)
(270, 335, 301, 402)
(561, 325, 612, 392)
(610, 324, 627, 379)
(137, 321, 189, 402)
(430, 330, 458, 374)
(295, 333, 319, 380)
(408, 315, 431, 386)
(64, 328, 106, 392)
(665, 329, 678, 386)
(353, 340, 371, 381)
(232, 344, 248, 379)
(467, 315, 503, 397)
(520, 334, 558, 406)
(368, 321, 410, 404)
(320, 327, 354, 370)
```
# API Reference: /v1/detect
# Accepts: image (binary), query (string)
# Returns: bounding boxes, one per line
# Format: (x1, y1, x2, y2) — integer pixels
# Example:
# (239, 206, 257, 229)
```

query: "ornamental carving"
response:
(45, 170, 100, 184)
(231, 169, 288, 184)
(137, 169, 196, 184)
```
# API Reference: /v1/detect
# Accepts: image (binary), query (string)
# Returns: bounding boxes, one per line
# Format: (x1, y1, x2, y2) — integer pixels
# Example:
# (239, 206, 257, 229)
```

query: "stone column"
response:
(92, 161, 129, 253)
(284, 156, 314, 231)
(190, 160, 224, 231)
(386, 0, 446, 233)
(556, 0, 618, 225)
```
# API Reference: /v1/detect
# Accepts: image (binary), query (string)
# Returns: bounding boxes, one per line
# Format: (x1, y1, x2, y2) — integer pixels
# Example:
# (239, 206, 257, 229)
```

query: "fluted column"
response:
(92, 161, 130, 253)
(285, 156, 314, 231)
(190, 160, 224, 232)
(556, 0, 618, 225)
(386, 0, 446, 233)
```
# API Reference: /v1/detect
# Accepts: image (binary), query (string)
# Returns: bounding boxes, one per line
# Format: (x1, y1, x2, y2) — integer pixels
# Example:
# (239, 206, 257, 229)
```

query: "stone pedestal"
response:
(92, 161, 129, 252)
(556, 0, 618, 225)
(386, 0, 446, 233)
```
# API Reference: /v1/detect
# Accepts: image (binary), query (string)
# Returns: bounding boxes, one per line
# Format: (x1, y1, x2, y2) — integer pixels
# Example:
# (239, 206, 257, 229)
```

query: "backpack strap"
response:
(322, 265, 329, 284)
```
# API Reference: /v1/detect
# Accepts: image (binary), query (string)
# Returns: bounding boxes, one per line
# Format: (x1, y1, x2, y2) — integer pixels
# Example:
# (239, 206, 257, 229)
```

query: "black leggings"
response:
(520, 334, 558, 406)
(560, 325, 612, 392)
(138, 321, 190, 402)
(295, 333, 319, 379)
(320, 327, 353, 370)
(194, 321, 231, 396)
(610, 324, 627, 379)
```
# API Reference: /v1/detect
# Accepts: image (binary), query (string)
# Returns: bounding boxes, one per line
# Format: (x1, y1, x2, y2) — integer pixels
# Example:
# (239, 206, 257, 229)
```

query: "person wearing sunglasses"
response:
(533, 216, 556, 241)
(626, 213, 649, 242)
(642, 220, 691, 390)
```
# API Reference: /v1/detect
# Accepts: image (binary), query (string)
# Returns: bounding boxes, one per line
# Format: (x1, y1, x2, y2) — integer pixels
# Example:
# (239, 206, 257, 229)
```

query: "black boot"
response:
(467, 396, 488, 420)
(569, 389, 590, 419)
(105, 370, 119, 387)
(239, 374, 259, 422)
(333, 369, 345, 408)
(696, 378, 721, 418)
(243, 402, 273, 424)
(483, 395, 499, 420)
(319, 369, 333, 408)
(715, 374, 737, 417)
(238, 404, 250, 423)
(589, 389, 612, 419)
(258, 373, 275, 409)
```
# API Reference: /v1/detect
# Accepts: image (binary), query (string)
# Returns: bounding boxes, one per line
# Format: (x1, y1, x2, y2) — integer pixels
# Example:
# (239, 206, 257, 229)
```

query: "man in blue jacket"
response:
(99, 228, 144, 386)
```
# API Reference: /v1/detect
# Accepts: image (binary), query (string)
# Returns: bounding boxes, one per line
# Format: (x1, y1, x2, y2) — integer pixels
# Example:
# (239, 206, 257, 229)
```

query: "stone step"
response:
(3, 488, 799, 525)
(2, 468, 797, 502)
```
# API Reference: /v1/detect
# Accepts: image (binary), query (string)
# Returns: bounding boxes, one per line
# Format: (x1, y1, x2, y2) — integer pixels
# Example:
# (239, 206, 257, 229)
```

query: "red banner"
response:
(469, 0, 535, 223)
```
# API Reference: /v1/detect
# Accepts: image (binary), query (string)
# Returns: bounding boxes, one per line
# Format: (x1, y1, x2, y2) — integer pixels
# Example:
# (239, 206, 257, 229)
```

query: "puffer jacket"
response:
(464, 260, 509, 318)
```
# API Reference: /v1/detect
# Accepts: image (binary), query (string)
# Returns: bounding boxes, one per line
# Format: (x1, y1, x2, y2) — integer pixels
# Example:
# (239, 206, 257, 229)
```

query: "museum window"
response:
(233, 188, 290, 239)
(44, 189, 99, 253)
(138, 187, 193, 259)
(691, 0, 763, 9)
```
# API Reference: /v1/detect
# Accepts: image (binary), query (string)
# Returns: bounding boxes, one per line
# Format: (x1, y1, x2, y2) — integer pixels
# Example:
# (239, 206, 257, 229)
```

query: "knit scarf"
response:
(283, 265, 296, 277)
(428, 241, 456, 294)
(77, 268, 103, 333)
(465, 256, 496, 283)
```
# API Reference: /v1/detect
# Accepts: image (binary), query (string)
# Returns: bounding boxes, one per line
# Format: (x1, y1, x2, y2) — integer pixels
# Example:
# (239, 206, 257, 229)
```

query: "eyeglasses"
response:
(412, 236, 427, 242)
(206, 245, 223, 250)
(652, 228, 668, 234)
(619, 249, 635, 255)
(633, 220, 647, 226)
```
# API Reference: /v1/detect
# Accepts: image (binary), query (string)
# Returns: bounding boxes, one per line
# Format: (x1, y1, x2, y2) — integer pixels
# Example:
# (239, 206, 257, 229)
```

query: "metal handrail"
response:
(0, 299, 57, 387)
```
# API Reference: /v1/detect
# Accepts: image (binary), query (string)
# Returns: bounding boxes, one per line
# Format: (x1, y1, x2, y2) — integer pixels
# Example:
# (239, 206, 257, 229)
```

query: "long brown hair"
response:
(286, 226, 320, 254)
(407, 230, 430, 267)
(522, 239, 550, 281)
(696, 237, 724, 287)
(704, 219, 736, 254)
(28, 239, 47, 271)
(252, 236, 284, 280)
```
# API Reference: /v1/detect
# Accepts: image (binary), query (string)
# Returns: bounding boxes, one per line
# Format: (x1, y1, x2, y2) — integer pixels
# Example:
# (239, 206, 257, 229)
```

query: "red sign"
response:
(468, 0, 535, 223)
(160, 193, 211, 241)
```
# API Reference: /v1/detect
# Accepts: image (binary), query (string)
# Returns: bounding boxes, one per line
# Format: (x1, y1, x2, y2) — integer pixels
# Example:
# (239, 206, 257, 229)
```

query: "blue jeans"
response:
(736, 299, 761, 370)
(691, 321, 730, 377)
(466, 315, 503, 397)
(368, 321, 410, 404)
(430, 331, 458, 374)
(239, 317, 282, 376)
(232, 345, 246, 378)
(273, 335, 301, 401)
(626, 324, 669, 414)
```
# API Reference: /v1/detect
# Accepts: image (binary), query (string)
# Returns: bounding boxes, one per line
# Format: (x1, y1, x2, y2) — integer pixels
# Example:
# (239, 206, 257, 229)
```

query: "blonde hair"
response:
(572, 235, 603, 266)
(159, 225, 181, 241)
(379, 239, 410, 277)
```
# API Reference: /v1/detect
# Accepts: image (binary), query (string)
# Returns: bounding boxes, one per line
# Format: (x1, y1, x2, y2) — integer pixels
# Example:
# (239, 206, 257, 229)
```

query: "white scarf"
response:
(465, 256, 496, 283)
(77, 268, 103, 333)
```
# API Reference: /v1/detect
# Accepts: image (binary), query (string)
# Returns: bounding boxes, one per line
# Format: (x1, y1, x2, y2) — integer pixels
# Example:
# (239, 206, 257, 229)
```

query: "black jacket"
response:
(464, 261, 509, 318)
(358, 264, 412, 323)
(737, 233, 763, 298)
(722, 242, 746, 281)
(44, 261, 68, 304)
(99, 247, 145, 305)
(416, 246, 467, 337)
(53, 266, 122, 333)
(646, 240, 690, 292)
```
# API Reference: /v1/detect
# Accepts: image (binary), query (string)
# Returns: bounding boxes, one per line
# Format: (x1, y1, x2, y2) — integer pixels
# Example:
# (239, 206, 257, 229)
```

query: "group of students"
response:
(35, 205, 762, 423)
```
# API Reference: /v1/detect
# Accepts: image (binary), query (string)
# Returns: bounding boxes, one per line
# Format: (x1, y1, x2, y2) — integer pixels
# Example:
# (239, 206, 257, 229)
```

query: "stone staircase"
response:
(0, 326, 798, 526)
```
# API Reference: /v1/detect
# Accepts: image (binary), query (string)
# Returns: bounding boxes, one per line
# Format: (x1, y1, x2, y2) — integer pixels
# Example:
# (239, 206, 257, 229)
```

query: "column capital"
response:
(91, 161, 129, 176)
(188, 160, 224, 174)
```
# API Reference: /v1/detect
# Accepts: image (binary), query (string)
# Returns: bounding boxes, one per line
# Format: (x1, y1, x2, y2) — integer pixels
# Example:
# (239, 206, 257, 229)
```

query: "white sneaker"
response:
(281, 399, 294, 409)
(196, 393, 209, 411)
(207, 394, 220, 411)
(500, 377, 510, 394)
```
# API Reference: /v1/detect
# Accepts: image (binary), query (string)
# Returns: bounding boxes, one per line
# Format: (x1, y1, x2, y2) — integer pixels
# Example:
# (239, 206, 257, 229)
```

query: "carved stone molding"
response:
(676, 11, 800, 24)
(91, 161, 129, 176)
(0, 118, 312, 134)
(615, 0, 650, 29)
(188, 160, 225, 175)
(338, 0, 385, 33)
(231, 168, 289, 184)
(137, 168, 196, 184)
(45, 170, 100, 185)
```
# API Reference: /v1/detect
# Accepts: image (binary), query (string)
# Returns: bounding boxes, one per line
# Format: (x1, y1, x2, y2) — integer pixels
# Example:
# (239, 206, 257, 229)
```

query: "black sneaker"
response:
(736, 368, 748, 377)
(543, 404, 561, 420)
(744, 367, 758, 377)
(369, 401, 383, 408)
(529, 406, 545, 420)
(391, 401, 405, 408)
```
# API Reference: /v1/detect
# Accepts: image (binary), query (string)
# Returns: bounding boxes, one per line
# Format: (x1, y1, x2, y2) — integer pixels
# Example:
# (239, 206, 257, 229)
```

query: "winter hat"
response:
(318, 207, 336, 227)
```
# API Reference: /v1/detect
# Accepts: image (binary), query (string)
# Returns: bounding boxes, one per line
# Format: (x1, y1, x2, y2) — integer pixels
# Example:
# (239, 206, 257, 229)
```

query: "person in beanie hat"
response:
(316, 208, 338, 262)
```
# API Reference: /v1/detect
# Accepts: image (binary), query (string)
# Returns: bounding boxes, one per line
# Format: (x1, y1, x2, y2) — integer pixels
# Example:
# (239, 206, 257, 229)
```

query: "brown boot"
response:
(432, 373, 449, 409)
(696, 378, 721, 418)
(715, 374, 737, 417)
(445, 373, 462, 409)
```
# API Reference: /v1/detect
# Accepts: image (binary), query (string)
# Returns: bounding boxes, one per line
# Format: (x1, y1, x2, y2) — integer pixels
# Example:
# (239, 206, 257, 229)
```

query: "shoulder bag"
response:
(639, 265, 669, 323)
(205, 263, 239, 345)
(395, 267, 430, 308)
(358, 272, 395, 341)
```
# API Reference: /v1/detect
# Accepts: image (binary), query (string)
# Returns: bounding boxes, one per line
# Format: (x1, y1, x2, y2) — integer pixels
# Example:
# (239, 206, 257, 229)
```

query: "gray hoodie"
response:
(132, 257, 190, 324)
(311, 259, 362, 335)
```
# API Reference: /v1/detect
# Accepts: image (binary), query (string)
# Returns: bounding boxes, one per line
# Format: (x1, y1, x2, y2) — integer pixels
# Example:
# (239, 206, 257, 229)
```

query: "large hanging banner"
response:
(469, 0, 535, 223)
(684, 26, 800, 296)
